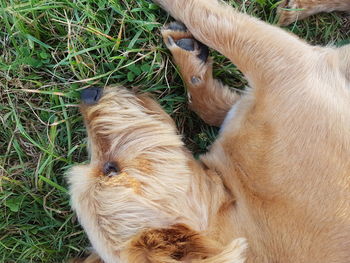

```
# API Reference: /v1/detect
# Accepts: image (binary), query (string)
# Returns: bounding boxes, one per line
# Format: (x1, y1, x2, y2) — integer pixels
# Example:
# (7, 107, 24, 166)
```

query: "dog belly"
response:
(220, 102, 240, 132)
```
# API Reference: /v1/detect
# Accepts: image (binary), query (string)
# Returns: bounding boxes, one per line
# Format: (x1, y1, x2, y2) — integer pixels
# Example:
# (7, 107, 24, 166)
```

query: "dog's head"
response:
(68, 87, 246, 262)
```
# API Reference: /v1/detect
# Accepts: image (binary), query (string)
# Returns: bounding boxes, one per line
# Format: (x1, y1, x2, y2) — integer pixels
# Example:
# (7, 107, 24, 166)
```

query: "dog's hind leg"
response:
(162, 22, 240, 127)
(154, 0, 315, 93)
(278, 0, 350, 26)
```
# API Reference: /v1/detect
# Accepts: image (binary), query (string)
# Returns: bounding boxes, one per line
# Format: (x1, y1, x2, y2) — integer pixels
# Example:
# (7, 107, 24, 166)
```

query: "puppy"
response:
(68, 0, 350, 262)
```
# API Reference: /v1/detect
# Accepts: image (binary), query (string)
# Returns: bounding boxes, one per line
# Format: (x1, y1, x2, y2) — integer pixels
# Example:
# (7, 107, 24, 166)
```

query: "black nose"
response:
(80, 87, 102, 104)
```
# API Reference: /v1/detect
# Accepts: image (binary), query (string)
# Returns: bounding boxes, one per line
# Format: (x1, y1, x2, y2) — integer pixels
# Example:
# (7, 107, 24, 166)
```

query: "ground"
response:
(0, 0, 349, 262)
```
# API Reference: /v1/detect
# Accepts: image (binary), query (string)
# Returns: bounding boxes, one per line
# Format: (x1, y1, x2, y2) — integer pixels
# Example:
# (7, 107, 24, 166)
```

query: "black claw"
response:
(167, 21, 187, 32)
(197, 41, 209, 62)
(175, 38, 195, 51)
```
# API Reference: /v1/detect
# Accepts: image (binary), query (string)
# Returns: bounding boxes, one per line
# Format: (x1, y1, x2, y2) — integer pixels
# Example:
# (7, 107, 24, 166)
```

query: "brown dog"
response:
(68, 0, 350, 262)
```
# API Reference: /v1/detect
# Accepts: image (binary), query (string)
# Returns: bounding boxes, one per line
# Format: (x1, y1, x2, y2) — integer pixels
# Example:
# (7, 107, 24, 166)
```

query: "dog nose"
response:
(80, 87, 103, 104)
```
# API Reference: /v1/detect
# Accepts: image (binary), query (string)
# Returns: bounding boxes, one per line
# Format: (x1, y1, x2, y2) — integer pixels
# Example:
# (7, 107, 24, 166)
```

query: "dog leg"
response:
(278, 0, 350, 26)
(154, 0, 314, 91)
(162, 22, 240, 127)
(338, 44, 350, 81)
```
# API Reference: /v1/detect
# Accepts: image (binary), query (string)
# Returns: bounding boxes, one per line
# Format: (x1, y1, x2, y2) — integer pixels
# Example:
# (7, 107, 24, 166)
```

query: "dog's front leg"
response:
(161, 22, 240, 126)
(153, 0, 316, 92)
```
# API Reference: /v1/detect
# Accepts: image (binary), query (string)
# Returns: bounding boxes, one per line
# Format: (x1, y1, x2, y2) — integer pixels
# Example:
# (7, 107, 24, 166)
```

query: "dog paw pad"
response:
(191, 76, 201, 85)
(197, 42, 209, 62)
(166, 21, 187, 32)
(175, 38, 195, 51)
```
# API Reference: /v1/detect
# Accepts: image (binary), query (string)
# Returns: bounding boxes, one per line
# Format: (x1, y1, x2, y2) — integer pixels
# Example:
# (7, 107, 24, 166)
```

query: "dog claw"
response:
(175, 38, 195, 51)
(167, 36, 175, 46)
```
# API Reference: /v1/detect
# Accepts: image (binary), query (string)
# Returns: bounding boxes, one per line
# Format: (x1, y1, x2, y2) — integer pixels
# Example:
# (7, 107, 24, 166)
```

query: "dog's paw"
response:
(277, 0, 304, 26)
(166, 21, 188, 32)
(161, 21, 192, 46)
(161, 21, 209, 64)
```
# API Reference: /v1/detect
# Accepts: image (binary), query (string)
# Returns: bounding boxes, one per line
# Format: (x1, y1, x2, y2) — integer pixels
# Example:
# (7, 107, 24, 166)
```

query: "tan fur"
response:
(278, 0, 350, 26)
(69, 87, 247, 262)
(161, 27, 240, 126)
(68, 1, 350, 262)
(126, 224, 246, 263)
(70, 253, 103, 263)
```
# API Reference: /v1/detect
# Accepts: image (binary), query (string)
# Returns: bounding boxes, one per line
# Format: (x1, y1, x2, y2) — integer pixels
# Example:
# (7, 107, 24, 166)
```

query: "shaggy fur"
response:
(68, 0, 350, 262)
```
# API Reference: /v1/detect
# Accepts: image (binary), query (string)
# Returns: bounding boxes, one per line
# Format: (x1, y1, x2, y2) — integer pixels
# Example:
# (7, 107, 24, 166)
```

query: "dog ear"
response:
(124, 224, 247, 263)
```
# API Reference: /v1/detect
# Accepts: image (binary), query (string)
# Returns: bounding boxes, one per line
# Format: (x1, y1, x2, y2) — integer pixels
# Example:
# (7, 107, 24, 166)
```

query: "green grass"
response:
(0, 0, 348, 262)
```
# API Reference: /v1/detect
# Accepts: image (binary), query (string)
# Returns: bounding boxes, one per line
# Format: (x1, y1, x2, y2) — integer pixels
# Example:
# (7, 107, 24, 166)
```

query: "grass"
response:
(0, 0, 348, 262)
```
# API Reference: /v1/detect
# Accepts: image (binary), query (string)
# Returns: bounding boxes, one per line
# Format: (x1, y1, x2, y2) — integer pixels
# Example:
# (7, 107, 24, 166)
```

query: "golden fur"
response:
(278, 0, 350, 26)
(68, 0, 350, 262)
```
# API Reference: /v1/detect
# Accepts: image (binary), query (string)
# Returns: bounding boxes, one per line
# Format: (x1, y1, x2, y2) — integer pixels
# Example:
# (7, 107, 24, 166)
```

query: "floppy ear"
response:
(124, 224, 247, 263)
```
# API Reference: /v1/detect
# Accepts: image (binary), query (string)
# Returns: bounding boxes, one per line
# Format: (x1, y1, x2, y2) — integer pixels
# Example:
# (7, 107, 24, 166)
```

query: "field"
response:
(0, 0, 349, 262)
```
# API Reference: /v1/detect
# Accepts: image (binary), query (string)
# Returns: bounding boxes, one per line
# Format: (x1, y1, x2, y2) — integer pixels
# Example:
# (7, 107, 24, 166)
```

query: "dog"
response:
(68, 0, 350, 262)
